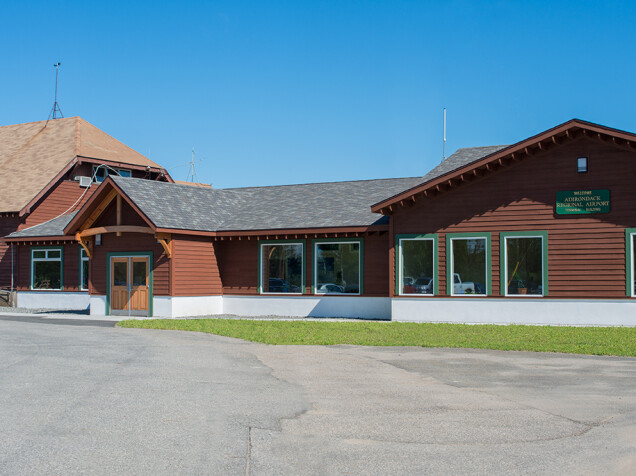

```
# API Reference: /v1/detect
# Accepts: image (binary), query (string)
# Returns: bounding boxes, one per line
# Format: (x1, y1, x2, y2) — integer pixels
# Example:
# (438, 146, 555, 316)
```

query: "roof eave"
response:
(370, 118, 636, 213)
(4, 235, 76, 243)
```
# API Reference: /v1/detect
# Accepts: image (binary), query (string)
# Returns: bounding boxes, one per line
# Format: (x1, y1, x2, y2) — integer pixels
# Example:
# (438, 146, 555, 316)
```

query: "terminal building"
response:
(3, 118, 636, 326)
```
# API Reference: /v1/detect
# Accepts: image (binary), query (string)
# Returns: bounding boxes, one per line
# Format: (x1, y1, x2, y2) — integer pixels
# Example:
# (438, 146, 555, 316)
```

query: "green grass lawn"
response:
(117, 319, 636, 356)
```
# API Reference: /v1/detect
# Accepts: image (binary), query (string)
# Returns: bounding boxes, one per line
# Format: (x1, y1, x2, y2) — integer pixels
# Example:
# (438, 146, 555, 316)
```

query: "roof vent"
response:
(78, 176, 92, 188)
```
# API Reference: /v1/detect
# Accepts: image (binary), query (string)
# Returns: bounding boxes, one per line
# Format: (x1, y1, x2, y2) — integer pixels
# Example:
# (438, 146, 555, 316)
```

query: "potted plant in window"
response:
(517, 279, 527, 295)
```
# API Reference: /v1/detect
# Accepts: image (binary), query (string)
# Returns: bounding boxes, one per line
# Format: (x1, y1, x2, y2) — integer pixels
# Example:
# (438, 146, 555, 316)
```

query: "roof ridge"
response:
(453, 144, 508, 151)
(221, 175, 425, 191)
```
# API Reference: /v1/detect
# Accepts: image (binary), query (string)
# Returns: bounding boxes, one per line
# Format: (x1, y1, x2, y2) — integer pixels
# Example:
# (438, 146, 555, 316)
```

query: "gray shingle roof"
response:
(7, 212, 77, 238)
(110, 175, 427, 231)
(7, 145, 507, 237)
(418, 145, 509, 184)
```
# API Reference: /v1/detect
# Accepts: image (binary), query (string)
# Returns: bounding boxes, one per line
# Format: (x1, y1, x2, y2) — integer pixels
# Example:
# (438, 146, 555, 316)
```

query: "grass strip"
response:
(117, 319, 636, 356)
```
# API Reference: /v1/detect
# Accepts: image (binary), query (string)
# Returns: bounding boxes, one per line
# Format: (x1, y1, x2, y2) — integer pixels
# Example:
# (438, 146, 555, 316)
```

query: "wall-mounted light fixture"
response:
(577, 157, 588, 173)
(95, 234, 102, 246)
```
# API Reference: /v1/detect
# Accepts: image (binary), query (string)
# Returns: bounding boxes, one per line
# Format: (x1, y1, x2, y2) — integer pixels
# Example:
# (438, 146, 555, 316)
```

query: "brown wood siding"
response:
(90, 232, 169, 296)
(363, 233, 390, 296)
(216, 240, 258, 295)
(0, 216, 21, 288)
(172, 235, 222, 296)
(21, 180, 95, 230)
(216, 234, 390, 296)
(392, 136, 636, 299)
(14, 242, 82, 292)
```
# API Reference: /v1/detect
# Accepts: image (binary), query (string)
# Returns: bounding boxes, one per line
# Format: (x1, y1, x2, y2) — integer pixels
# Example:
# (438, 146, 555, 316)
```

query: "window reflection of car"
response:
(344, 284, 359, 293)
(316, 283, 345, 294)
(268, 278, 298, 293)
(414, 277, 433, 294)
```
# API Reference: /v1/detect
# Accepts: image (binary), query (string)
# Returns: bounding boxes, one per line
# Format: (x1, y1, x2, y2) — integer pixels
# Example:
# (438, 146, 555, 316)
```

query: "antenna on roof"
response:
(442, 107, 447, 162)
(186, 148, 201, 183)
(47, 62, 64, 121)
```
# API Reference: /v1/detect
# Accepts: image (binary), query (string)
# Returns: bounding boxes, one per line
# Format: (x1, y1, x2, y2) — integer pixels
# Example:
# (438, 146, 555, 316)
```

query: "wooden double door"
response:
(110, 256, 150, 316)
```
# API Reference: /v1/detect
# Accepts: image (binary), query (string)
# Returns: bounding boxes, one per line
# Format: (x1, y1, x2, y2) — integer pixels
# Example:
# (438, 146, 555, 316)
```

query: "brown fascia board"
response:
(370, 118, 636, 213)
(63, 176, 158, 234)
(156, 224, 389, 238)
(4, 235, 76, 243)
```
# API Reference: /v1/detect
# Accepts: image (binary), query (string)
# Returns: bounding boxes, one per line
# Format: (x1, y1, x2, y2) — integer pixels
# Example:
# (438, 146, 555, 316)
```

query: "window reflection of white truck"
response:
(453, 273, 485, 295)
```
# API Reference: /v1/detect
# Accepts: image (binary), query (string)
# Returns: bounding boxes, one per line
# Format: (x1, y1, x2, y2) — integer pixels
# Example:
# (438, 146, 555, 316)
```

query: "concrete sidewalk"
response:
(0, 309, 122, 322)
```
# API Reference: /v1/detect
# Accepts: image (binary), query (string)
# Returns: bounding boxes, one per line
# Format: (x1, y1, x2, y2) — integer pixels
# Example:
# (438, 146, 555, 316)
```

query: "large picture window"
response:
(446, 234, 490, 296)
(80, 248, 89, 291)
(398, 235, 437, 295)
(501, 231, 548, 297)
(31, 248, 63, 290)
(314, 240, 362, 294)
(259, 242, 304, 294)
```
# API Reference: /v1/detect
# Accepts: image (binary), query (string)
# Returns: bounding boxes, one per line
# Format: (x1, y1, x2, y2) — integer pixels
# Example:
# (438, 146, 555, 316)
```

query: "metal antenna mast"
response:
(48, 62, 64, 120)
(186, 148, 200, 183)
(442, 108, 447, 162)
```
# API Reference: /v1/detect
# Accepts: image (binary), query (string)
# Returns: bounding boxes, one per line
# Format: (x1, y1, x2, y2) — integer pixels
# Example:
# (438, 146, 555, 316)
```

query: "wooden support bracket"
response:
(155, 232, 172, 259)
(75, 233, 93, 259)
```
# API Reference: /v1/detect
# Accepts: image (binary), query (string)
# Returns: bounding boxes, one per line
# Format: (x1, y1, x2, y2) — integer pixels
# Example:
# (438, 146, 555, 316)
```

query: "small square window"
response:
(577, 157, 588, 173)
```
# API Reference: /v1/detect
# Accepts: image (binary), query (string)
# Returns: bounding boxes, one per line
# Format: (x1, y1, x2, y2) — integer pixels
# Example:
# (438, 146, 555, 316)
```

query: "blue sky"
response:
(2, 1, 635, 187)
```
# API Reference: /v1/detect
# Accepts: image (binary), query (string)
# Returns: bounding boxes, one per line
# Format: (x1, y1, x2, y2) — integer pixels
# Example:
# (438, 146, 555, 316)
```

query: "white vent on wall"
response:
(78, 176, 92, 188)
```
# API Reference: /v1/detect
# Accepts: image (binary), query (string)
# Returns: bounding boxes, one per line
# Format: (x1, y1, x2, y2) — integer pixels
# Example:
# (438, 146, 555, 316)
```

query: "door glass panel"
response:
(132, 261, 147, 286)
(113, 261, 128, 286)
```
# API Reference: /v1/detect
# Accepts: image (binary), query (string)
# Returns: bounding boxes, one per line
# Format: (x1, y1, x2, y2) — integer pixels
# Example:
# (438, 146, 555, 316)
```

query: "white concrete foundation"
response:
(90, 295, 107, 315)
(83, 292, 635, 325)
(223, 295, 391, 320)
(17, 291, 89, 310)
(153, 295, 223, 318)
(392, 298, 636, 326)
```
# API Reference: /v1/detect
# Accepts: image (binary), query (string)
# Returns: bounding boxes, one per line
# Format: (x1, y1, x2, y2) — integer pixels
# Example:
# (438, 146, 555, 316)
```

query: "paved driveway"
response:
(1, 315, 634, 475)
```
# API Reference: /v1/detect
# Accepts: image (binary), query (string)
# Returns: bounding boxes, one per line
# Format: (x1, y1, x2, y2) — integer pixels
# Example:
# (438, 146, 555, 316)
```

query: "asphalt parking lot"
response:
(1, 314, 634, 475)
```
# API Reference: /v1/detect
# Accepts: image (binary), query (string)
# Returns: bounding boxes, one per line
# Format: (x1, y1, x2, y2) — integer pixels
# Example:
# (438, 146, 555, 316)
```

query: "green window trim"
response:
(499, 231, 549, 297)
(79, 248, 89, 291)
(625, 228, 636, 297)
(106, 252, 154, 317)
(257, 239, 307, 294)
(445, 233, 492, 296)
(312, 237, 364, 295)
(30, 245, 64, 291)
(395, 234, 439, 296)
